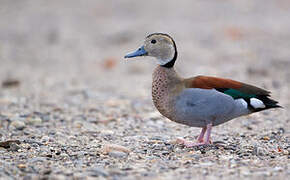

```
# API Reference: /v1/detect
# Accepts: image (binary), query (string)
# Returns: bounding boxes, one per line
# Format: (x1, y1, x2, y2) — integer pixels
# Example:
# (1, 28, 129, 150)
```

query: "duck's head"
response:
(125, 33, 177, 68)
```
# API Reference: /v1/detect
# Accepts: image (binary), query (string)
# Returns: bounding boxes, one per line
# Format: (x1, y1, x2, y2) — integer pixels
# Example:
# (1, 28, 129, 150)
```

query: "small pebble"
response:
(41, 136, 50, 143)
(103, 144, 131, 154)
(253, 146, 266, 156)
(11, 120, 26, 130)
(25, 117, 42, 125)
(262, 136, 270, 141)
(2, 79, 20, 88)
(17, 164, 26, 169)
(0, 147, 6, 153)
(283, 150, 289, 155)
(108, 151, 128, 158)
(73, 121, 83, 128)
(9, 143, 21, 151)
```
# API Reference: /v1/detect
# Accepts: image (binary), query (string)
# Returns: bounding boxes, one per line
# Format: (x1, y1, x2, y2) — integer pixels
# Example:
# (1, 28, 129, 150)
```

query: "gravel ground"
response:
(0, 0, 289, 179)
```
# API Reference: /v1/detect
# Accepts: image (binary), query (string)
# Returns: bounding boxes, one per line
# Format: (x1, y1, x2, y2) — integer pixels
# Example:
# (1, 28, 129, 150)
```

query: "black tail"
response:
(252, 95, 282, 112)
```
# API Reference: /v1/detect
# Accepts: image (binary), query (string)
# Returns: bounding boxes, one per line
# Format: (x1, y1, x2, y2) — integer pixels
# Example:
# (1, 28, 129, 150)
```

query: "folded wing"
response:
(184, 76, 281, 112)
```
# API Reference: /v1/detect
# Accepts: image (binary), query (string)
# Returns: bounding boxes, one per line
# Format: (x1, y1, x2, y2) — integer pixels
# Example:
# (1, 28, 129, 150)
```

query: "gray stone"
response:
(10, 120, 26, 130)
(9, 143, 21, 151)
(253, 146, 267, 156)
(25, 117, 42, 125)
(108, 151, 128, 159)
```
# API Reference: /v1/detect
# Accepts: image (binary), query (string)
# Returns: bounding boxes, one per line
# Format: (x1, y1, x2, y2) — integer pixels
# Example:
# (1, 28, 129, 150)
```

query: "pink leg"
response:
(176, 123, 213, 147)
(197, 127, 207, 143)
(203, 123, 212, 144)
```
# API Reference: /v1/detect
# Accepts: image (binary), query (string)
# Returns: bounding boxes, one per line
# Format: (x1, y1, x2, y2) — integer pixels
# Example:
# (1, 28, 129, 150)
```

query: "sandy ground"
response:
(0, 0, 289, 179)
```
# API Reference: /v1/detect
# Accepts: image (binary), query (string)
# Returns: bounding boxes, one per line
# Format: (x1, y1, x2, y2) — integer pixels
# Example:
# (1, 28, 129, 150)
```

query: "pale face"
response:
(143, 34, 176, 65)
(125, 33, 176, 66)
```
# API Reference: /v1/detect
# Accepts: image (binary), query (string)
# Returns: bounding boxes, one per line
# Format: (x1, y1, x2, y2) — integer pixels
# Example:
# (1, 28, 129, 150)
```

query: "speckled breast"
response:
(152, 66, 178, 120)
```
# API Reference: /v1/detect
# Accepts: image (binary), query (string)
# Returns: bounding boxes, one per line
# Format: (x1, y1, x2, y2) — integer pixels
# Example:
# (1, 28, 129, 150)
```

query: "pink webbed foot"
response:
(176, 123, 213, 147)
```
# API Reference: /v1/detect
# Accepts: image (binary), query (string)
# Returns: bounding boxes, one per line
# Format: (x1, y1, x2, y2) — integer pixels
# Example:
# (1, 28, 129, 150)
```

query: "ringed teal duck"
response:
(124, 33, 281, 147)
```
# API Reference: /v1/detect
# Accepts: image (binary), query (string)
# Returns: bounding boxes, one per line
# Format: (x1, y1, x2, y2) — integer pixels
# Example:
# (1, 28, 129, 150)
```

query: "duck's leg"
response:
(197, 127, 207, 143)
(176, 123, 213, 147)
(203, 123, 212, 144)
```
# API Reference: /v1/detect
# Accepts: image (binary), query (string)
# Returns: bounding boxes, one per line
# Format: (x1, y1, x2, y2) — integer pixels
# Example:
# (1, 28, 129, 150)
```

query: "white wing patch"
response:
(250, 98, 266, 109)
(236, 98, 248, 109)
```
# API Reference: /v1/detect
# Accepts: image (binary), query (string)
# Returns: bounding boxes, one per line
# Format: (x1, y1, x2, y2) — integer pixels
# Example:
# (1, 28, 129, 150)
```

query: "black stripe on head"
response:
(147, 33, 178, 68)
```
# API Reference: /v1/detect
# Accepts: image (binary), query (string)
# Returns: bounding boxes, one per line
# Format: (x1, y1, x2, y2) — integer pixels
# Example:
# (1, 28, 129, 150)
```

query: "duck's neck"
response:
(160, 42, 178, 68)
(153, 66, 180, 83)
(161, 59, 176, 68)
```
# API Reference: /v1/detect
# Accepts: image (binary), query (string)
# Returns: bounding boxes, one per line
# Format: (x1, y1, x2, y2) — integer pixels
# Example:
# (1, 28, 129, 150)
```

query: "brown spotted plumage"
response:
(152, 66, 183, 121)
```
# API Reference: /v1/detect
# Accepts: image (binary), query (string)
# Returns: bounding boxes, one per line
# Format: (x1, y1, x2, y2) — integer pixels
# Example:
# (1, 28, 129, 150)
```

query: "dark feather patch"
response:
(216, 88, 281, 112)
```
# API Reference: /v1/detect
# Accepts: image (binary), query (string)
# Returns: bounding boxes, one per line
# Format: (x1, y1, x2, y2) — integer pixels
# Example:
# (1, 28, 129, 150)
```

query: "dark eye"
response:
(151, 39, 156, 44)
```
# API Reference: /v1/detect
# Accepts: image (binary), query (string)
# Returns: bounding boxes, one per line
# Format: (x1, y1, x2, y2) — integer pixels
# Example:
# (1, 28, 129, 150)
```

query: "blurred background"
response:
(0, 0, 289, 103)
(0, 0, 289, 179)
